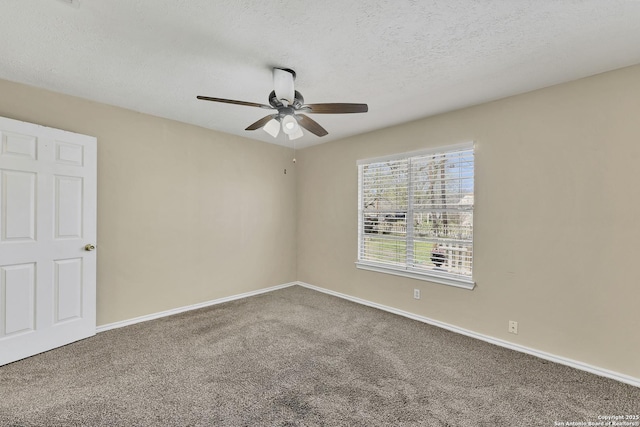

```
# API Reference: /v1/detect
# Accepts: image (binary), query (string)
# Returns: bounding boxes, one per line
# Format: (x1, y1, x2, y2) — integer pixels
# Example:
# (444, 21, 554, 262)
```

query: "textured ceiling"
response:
(1, 1, 640, 148)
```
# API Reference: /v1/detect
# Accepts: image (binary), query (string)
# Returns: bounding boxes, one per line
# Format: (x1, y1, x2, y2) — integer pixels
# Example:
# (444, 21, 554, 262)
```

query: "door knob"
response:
(85, 244, 96, 251)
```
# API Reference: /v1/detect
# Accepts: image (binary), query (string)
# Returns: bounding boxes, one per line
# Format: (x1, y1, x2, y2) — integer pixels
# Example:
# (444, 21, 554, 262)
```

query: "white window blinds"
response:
(357, 142, 474, 287)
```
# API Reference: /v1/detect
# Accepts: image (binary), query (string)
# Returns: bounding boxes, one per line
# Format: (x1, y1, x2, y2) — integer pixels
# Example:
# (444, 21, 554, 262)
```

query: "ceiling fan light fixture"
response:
(263, 118, 280, 138)
(281, 114, 299, 135)
(289, 126, 304, 140)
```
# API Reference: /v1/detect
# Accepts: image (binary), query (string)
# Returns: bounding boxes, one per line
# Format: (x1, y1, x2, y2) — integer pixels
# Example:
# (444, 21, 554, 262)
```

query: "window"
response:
(356, 142, 475, 289)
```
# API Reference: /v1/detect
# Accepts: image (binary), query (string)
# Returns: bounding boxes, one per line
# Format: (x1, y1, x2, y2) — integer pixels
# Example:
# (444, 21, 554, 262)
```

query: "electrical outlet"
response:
(508, 320, 518, 334)
(413, 289, 420, 300)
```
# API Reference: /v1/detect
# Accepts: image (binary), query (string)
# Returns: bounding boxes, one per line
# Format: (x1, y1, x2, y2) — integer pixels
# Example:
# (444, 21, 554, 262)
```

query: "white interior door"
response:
(0, 116, 96, 366)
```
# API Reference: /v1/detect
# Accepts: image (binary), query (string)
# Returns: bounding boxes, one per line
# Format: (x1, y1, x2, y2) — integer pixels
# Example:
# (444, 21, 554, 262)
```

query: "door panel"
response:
(55, 175, 83, 239)
(54, 258, 83, 323)
(0, 116, 96, 366)
(1, 132, 37, 160)
(55, 140, 84, 166)
(2, 263, 36, 336)
(1, 170, 37, 241)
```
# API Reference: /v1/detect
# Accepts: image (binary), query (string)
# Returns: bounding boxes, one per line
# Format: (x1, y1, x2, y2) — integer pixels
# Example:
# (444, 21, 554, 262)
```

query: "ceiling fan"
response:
(197, 68, 368, 140)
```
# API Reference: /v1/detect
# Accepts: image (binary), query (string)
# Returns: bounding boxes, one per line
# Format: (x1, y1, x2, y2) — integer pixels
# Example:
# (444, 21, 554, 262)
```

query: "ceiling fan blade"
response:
(197, 96, 272, 110)
(304, 103, 368, 114)
(296, 114, 328, 137)
(273, 68, 295, 105)
(245, 115, 277, 131)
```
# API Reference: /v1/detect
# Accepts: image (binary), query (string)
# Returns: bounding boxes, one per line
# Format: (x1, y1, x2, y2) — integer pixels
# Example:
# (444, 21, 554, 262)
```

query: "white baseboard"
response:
(96, 282, 297, 333)
(295, 281, 640, 389)
(96, 279, 639, 388)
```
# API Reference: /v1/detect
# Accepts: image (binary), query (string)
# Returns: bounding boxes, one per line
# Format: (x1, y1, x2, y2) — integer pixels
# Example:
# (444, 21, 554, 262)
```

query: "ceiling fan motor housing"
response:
(269, 90, 304, 110)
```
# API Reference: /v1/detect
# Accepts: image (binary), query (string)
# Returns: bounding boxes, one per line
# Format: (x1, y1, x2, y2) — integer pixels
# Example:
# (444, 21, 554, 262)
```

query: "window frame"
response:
(355, 142, 475, 290)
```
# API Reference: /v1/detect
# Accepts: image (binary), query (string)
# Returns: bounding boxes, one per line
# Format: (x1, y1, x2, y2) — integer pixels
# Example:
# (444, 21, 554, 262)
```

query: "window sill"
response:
(355, 261, 475, 290)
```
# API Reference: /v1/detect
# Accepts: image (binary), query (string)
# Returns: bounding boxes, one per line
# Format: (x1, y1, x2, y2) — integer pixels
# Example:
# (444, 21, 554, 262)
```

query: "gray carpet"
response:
(1, 285, 638, 426)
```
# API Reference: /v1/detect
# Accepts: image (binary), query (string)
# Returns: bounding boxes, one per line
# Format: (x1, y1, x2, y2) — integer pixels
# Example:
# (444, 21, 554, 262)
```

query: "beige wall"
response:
(297, 64, 640, 379)
(2, 64, 638, 379)
(0, 79, 297, 326)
